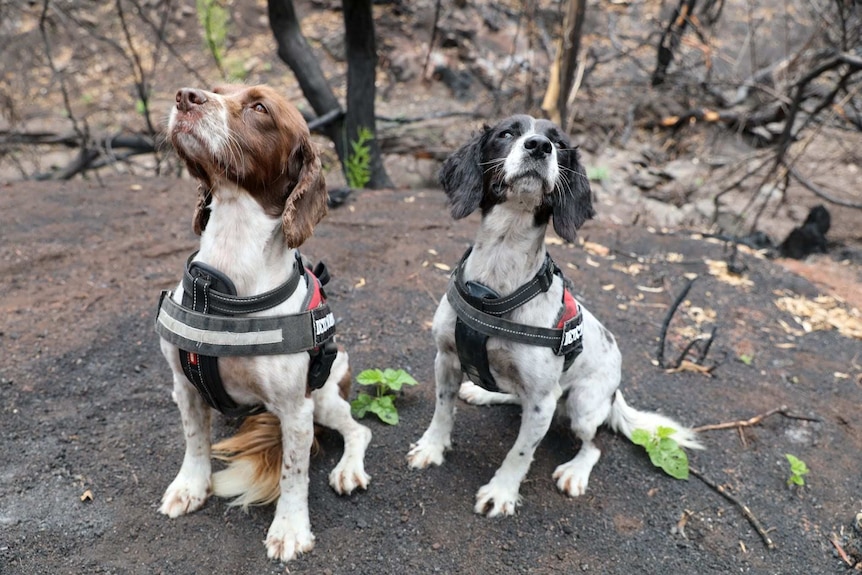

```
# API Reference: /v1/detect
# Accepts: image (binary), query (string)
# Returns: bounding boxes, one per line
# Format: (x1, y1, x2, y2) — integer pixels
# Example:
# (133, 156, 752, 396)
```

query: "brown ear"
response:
(192, 186, 212, 236)
(282, 139, 328, 248)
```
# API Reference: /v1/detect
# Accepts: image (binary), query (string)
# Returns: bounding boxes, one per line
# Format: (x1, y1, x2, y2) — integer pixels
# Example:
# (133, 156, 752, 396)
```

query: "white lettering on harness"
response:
(314, 312, 335, 336)
(563, 322, 583, 346)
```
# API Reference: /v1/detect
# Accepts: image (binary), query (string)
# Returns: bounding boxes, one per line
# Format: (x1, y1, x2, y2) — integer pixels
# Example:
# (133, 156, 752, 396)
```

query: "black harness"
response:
(155, 252, 338, 417)
(448, 247, 584, 391)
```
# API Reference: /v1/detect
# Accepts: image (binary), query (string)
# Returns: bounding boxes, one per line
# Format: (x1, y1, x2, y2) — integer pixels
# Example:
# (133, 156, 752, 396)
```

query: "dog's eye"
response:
(251, 103, 268, 114)
(556, 140, 568, 150)
(499, 130, 514, 139)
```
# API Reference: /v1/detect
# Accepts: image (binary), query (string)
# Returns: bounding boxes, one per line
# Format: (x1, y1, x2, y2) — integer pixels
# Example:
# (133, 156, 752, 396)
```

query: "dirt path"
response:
(1, 176, 860, 574)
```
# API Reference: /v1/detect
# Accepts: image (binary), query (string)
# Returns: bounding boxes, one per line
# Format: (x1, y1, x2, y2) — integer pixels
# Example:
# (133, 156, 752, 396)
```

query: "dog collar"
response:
(449, 246, 584, 391)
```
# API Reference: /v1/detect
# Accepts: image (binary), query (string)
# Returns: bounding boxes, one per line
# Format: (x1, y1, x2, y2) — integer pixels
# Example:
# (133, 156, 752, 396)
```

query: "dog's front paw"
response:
(265, 520, 315, 563)
(458, 381, 492, 405)
(474, 481, 520, 517)
(159, 474, 211, 518)
(406, 435, 448, 469)
(553, 461, 592, 497)
(329, 460, 371, 495)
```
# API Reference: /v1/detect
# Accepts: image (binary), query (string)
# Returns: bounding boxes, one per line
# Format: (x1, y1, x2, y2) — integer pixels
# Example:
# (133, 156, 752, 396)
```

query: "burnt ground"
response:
(1, 176, 861, 574)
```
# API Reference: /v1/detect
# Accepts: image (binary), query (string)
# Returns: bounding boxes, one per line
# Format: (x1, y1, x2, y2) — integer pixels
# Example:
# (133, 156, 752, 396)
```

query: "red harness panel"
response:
(306, 271, 324, 310)
(557, 289, 579, 329)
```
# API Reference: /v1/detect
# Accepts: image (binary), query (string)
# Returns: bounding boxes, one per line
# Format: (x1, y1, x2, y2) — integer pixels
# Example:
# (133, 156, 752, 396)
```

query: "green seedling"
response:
(350, 368, 418, 425)
(345, 126, 373, 189)
(785, 454, 809, 487)
(586, 165, 610, 182)
(631, 426, 690, 480)
(196, 0, 228, 74)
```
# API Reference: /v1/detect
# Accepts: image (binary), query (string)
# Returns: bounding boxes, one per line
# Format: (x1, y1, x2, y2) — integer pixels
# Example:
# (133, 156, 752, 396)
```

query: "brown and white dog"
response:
(159, 84, 371, 562)
(407, 115, 701, 516)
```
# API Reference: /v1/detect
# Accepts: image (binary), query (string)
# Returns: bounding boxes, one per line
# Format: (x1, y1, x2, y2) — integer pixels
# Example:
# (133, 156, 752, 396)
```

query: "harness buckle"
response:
(536, 256, 557, 292)
(307, 339, 338, 390)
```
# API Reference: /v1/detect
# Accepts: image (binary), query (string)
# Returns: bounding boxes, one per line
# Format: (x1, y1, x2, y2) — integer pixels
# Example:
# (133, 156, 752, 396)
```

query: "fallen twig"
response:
(656, 277, 696, 368)
(693, 405, 821, 433)
(690, 466, 775, 550)
(831, 533, 854, 567)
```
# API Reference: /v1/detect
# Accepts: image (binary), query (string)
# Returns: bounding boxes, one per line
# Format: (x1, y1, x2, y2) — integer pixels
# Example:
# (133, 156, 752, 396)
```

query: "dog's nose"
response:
(523, 135, 552, 158)
(176, 88, 208, 112)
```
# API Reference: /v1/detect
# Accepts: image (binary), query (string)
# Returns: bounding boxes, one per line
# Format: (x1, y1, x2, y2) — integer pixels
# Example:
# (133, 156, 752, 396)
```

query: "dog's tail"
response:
(211, 412, 284, 508)
(607, 390, 703, 450)
(211, 365, 352, 508)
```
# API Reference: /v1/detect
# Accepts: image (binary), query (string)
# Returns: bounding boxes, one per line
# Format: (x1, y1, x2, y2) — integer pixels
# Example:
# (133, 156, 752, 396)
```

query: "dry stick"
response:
(693, 405, 820, 433)
(696, 325, 717, 364)
(689, 466, 776, 550)
(656, 277, 696, 368)
(421, 0, 442, 82)
(831, 533, 854, 566)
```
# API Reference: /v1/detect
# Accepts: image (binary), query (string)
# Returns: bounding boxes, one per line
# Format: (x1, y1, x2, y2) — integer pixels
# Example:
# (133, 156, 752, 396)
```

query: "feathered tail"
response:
(607, 390, 703, 450)
(212, 412, 285, 508)
(210, 364, 352, 508)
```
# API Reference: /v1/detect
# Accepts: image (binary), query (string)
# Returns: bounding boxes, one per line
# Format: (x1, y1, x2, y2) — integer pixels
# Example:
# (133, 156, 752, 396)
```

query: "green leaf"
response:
(785, 454, 809, 486)
(381, 368, 418, 392)
(586, 165, 610, 182)
(356, 369, 384, 386)
(350, 393, 374, 419)
(135, 99, 147, 115)
(658, 446, 689, 480)
(368, 395, 399, 425)
(631, 429, 651, 447)
(633, 428, 690, 480)
(739, 353, 754, 366)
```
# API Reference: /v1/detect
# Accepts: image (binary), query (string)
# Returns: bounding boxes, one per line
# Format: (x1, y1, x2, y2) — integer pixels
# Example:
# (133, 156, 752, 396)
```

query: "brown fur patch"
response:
(172, 84, 327, 244)
(212, 413, 283, 505)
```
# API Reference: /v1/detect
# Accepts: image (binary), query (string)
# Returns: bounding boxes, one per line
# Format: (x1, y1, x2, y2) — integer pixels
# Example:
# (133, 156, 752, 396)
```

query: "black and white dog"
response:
(407, 115, 701, 516)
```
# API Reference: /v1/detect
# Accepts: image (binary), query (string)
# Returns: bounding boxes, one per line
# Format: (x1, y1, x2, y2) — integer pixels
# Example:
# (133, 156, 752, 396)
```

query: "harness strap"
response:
(182, 253, 302, 316)
(448, 281, 580, 356)
(157, 292, 335, 357)
(453, 247, 557, 316)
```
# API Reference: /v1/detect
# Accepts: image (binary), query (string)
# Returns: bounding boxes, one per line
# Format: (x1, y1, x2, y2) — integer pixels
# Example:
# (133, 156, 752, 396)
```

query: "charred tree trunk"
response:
(342, 0, 393, 188)
(542, 0, 586, 131)
(268, 0, 346, 163)
(267, 0, 392, 188)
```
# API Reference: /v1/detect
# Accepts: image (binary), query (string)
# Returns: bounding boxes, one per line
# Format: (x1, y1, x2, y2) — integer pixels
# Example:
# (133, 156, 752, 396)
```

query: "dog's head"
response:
(439, 114, 594, 243)
(168, 84, 327, 248)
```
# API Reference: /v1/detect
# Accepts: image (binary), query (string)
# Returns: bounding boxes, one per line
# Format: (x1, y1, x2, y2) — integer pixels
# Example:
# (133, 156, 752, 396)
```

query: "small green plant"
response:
(350, 368, 418, 425)
(345, 126, 373, 189)
(586, 165, 610, 182)
(785, 454, 809, 487)
(631, 426, 690, 480)
(738, 353, 754, 366)
(196, 0, 228, 75)
(225, 56, 248, 82)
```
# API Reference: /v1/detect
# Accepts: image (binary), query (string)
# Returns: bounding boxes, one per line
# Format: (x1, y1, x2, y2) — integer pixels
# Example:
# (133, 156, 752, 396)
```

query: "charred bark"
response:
(343, 0, 393, 188)
(267, 0, 392, 188)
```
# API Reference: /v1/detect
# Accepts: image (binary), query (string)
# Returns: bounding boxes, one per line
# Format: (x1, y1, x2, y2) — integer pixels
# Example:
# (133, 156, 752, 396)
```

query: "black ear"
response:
(552, 146, 595, 243)
(438, 127, 490, 219)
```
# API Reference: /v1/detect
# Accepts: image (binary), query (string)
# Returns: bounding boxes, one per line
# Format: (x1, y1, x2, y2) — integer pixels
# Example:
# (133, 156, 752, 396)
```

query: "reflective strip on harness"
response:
(447, 280, 582, 358)
(156, 290, 335, 357)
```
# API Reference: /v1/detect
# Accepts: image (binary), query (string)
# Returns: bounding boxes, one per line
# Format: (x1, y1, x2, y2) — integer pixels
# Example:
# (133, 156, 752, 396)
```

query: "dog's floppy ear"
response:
(552, 146, 595, 243)
(282, 138, 328, 248)
(192, 185, 212, 235)
(439, 126, 491, 219)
